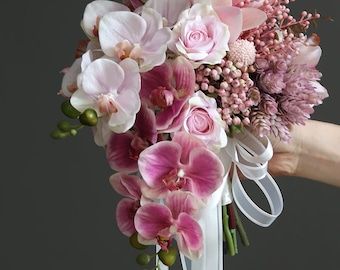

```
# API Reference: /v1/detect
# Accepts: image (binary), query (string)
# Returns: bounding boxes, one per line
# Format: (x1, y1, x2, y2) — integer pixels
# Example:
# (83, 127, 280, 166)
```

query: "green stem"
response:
(222, 205, 236, 256)
(233, 204, 250, 247)
(231, 229, 238, 254)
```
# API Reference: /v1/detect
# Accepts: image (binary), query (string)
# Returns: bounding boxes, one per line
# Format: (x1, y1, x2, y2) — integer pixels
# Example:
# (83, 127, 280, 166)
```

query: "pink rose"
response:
(183, 91, 228, 150)
(169, 3, 230, 67)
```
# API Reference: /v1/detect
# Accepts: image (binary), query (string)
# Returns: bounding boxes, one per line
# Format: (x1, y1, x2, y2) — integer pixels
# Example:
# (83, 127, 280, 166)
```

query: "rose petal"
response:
(135, 203, 173, 239)
(116, 198, 138, 237)
(176, 213, 203, 260)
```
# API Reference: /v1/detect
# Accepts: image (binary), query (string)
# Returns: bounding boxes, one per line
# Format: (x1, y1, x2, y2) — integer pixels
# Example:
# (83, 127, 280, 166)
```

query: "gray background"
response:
(0, 0, 339, 269)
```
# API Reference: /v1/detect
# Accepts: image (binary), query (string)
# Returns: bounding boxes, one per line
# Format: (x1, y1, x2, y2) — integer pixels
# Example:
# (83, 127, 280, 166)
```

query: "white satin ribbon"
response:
(179, 130, 284, 270)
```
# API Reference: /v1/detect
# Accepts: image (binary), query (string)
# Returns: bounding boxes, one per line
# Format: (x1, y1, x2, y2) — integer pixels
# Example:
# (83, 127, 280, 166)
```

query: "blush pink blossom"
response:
(183, 91, 228, 150)
(169, 3, 230, 67)
(141, 56, 196, 133)
(106, 104, 157, 173)
(138, 132, 224, 199)
(135, 191, 204, 259)
(110, 173, 148, 237)
(71, 58, 141, 133)
(82, 0, 129, 38)
(98, 8, 171, 72)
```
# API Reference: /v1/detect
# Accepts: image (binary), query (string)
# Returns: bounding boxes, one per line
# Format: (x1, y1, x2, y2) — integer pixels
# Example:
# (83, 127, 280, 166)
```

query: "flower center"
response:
(97, 94, 118, 115)
(114, 40, 142, 61)
(150, 87, 174, 108)
(157, 236, 171, 251)
(129, 136, 149, 161)
(162, 168, 187, 192)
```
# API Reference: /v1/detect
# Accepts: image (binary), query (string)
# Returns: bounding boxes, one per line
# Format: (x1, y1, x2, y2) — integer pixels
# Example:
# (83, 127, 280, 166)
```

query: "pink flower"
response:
(60, 58, 81, 98)
(144, 0, 192, 26)
(194, 0, 267, 42)
(106, 104, 157, 173)
(169, 3, 230, 66)
(82, 0, 129, 38)
(71, 58, 141, 133)
(141, 56, 196, 133)
(233, 0, 265, 8)
(123, 0, 144, 10)
(183, 91, 228, 150)
(135, 191, 203, 259)
(98, 8, 171, 72)
(110, 173, 147, 237)
(138, 132, 224, 199)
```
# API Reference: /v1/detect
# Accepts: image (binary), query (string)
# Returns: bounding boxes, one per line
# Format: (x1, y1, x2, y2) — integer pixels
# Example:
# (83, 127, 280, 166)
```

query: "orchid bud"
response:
(50, 130, 69, 140)
(136, 254, 151, 266)
(129, 233, 146, 250)
(61, 100, 81, 119)
(57, 121, 72, 132)
(79, 109, 98, 126)
(158, 247, 177, 267)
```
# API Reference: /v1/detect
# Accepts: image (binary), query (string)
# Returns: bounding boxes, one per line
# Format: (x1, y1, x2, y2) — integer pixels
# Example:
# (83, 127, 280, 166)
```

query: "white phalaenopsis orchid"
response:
(82, 0, 129, 38)
(71, 58, 141, 133)
(98, 8, 171, 72)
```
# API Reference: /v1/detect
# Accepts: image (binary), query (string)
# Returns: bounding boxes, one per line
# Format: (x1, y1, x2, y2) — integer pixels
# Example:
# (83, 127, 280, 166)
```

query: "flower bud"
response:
(57, 121, 72, 132)
(50, 130, 68, 140)
(158, 247, 177, 267)
(136, 254, 151, 266)
(61, 100, 81, 119)
(129, 233, 146, 250)
(79, 109, 98, 126)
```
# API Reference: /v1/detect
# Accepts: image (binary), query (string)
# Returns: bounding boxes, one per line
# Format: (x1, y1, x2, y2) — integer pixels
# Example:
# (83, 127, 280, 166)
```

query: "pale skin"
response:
(269, 120, 340, 187)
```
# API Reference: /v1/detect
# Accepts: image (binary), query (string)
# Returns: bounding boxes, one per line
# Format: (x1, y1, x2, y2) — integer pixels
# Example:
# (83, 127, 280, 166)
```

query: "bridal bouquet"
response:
(52, 0, 328, 269)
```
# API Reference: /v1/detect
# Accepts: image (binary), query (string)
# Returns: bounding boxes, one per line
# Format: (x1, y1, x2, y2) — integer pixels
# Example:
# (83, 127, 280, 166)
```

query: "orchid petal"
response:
(166, 191, 203, 219)
(93, 117, 112, 147)
(138, 141, 182, 188)
(172, 132, 205, 164)
(176, 213, 203, 260)
(118, 58, 141, 94)
(82, 0, 129, 38)
(108, 112, 137, 133)
(159, 103, 190, 133)
(99, 11, 147, 57)
(135, 203, 173, 239)
(70, 89, 96, 113)
(171, 56, 196, 98)
(292, 45, 322, 67)
(61, 58, 81, 97)
(116, 198, 138, 237)
(185, 148, 224, 198)
(241, 7, 267, 31)
(213, 6, 243, 43)
(135, 104, 158, 144)
(81, 58, 124, 95)
(109, 173, 143, 199)
(106, 132, 139, 173)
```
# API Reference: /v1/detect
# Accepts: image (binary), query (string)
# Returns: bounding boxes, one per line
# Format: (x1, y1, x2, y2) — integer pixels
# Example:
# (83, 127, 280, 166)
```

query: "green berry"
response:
(129, 233, 147, 250)
(69, 129, 78, 137)
(136, 254, 151, 266)
(158, 247, 177, 267)
(61, 100, 81, 119)
(79, 109, 98, 126)
(50, 130, 69, 140)
(57, 121, 72, 132)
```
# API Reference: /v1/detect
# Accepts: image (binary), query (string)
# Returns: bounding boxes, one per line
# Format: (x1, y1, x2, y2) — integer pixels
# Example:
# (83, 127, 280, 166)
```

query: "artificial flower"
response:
(106, 104, 157, 173)
(71, 58, 141, 133)
(183, 91, 228, 150)
(60, 58, 81, 98)
(98, 8, 171, 72)
(138, 132, 224, 199)
(141, 56, 196, 133)
(135, 191, 203, 259)
(110, 173, 148, 237)
(82, 0, 129, 38)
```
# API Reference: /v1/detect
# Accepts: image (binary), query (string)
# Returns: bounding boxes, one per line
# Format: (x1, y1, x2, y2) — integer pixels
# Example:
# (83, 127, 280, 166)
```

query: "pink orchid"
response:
(98, 8, 171, 72)
(135, 191, 203, 259)
(194, 0, 267, 42)
(106, 104, 157, 173)
(144, 0, 192, 26)
(123, 0, 144, 10)
(71, 58, 141, 133)
(110, 173, 147, 237)
(60, 58, 81, 98)
(141, 56, 195, 133)
(82, 0, 129, 38)
(138, 132, 224, 199)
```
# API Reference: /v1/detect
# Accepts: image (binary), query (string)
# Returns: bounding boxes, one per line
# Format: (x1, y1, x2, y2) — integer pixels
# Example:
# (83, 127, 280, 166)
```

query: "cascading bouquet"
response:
(51, 0, 329, 269)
